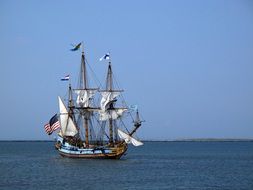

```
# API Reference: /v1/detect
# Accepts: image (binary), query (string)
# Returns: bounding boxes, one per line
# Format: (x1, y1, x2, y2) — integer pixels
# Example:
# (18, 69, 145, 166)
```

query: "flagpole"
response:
(81, 41, 84, 54)
(108, 51, 111, 64)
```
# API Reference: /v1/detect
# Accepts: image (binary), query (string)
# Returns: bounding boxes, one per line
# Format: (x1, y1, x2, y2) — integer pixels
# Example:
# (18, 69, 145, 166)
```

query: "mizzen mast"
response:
(107, 62, 114, 145)
(100, 59, 125, 146)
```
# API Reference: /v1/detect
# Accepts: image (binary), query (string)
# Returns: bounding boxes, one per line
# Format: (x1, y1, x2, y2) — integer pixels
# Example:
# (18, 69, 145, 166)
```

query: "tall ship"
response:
(45, 43, 143, 159)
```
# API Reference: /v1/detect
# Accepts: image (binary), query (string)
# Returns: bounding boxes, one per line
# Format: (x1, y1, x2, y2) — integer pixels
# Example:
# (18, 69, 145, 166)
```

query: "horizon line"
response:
(0, 138, 253, 142)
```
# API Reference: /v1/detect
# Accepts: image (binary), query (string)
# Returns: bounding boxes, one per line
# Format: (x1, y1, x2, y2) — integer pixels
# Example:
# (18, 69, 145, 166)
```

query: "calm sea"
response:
(0, 141, 252, 190)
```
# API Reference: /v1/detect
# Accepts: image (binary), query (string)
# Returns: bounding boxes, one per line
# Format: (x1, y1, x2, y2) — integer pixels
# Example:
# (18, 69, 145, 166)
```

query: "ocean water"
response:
(0, 141, 252, 190)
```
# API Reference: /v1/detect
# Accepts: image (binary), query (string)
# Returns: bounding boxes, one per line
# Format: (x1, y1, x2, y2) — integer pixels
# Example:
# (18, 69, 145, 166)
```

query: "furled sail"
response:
(100, 92, 120, 111)
(74, 89, 97, 107)
(58, 96, 78, 137)
(99, 108, 127, 121)
(117, 129, 143, 146)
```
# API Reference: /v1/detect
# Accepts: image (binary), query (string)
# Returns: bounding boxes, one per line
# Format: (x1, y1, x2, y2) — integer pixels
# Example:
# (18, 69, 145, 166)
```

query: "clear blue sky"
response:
(0, 0, 253, 140)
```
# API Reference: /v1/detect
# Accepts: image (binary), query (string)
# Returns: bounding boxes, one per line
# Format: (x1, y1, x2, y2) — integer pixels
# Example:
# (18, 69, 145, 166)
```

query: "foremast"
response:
(67, 84, 75, 122)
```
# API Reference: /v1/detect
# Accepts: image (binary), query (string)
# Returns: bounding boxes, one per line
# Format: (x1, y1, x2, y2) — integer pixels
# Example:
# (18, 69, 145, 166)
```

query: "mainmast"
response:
(83, 51, 90, 147)
(81, 51, 87, 89)
(74, 45, 98, 147)
(81, 49, 88, 147)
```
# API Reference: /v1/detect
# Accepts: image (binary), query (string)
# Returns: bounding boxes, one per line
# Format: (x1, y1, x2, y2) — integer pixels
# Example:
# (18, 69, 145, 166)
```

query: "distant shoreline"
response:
(0, 139, 253, 142)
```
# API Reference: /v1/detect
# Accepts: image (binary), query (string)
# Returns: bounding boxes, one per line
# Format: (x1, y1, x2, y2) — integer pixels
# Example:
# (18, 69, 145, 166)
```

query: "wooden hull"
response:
(57, 143, 128, 159)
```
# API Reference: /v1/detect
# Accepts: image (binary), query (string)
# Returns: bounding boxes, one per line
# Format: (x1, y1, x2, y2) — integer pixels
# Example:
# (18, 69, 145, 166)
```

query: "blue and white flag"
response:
(61, 75, 70, 81)
(99, 53, 110, 61)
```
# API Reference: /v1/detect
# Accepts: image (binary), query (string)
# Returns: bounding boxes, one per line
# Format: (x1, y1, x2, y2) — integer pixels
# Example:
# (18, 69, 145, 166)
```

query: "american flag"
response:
(44, 123, 52, 135)
(44, 114, 60, 135)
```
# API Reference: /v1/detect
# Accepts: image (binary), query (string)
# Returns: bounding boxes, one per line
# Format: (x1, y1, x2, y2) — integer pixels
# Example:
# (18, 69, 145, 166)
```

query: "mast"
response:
(73, 44, 99, 147)
(84, 115, 89, 147)
(80, 46, 89, 147)
(68, 84, 74, 117)
(129, 110, 142, 136)
(106, 62, 113, 91)
(68, 83, 78, 130)
(99, 54, 128, 146)
(81, 50, 87, 89)
(107, 61, 114, 145)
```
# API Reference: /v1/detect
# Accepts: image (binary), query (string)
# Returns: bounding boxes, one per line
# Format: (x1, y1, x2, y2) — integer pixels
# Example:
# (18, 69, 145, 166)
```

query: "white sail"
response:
(117, 129, 143, 146)
(130, 136, 144, 146)
(99, 108, 127, 121)
(100, 91, 120, 111)
(74, 89, 97, 107)
(58, 96, 78, 137)
(117, 129, 131, 143)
